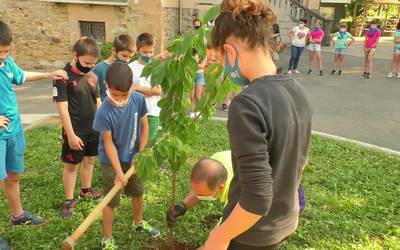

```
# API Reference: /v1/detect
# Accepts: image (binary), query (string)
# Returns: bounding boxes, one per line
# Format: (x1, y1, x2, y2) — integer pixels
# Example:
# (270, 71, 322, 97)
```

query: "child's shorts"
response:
(101, 162, 144, 208)
(308, 43, 321, 52)
(335, 48, 347, 54)
(195, 71, 206, 86)
(394, 47, 400, 54)
(0, 131, 25, 181)
(61, 131, 99, 165)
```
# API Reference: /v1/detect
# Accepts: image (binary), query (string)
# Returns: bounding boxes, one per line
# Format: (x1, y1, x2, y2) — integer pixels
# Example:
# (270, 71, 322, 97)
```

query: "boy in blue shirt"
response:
(92, 34, 136, 101)
(93, 63, 160, 249)
(0, 21, 67, 250)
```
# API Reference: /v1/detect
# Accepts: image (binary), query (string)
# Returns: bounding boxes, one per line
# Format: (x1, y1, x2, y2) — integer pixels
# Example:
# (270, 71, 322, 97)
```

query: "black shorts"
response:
(61, 131, 99, 165)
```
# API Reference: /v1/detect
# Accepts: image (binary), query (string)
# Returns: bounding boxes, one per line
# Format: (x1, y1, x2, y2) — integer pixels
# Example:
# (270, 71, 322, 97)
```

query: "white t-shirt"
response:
(129, 60, 161, 117)
(291, 26, 310, 47)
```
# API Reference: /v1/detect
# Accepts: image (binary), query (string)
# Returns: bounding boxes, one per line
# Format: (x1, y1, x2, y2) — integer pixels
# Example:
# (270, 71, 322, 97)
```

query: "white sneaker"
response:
(195, 111, 202, 118)
(397, 73, 400, 78)
(294, 70, 301, 74)
(188, 112, 196, 118)
(387, 72, 394, 78)
(287, 70, 293, 74)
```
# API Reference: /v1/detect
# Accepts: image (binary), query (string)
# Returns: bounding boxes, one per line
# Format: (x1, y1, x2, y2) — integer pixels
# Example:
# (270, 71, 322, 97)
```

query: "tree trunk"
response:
(168, 171, 177, 250)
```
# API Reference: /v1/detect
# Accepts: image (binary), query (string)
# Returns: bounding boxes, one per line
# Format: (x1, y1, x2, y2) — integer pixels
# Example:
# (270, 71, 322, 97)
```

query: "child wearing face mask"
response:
(307, 20, 325, 75)
(93, 63, 160, 249)
(363, 20, 381, 78)
(129, 33, 162, 146)
(387, 21, 400, 78)
(288, 18, 310, 74)
(92, 35, 136, 101)
(53, 37, 103, 218)
(330, 23, 355, 75)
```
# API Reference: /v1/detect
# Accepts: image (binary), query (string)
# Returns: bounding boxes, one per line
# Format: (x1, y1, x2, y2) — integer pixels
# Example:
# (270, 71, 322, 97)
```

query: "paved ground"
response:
(16, 40, 400, 151)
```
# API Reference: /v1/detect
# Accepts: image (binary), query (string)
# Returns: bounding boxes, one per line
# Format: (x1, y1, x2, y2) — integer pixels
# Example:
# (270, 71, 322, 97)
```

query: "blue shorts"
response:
(335, 48, 346, 54)
(195, 72, 206, 86)
(308, 43, 321, 52)
(0, 131, 26, 181)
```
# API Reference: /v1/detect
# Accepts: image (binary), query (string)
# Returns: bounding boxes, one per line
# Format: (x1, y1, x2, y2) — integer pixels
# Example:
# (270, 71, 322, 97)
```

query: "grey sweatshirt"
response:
(223, 74, 313, 246)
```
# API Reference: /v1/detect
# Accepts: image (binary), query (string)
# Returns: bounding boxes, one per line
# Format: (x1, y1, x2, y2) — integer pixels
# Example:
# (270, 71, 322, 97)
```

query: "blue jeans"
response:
(288, 45, 305, 70)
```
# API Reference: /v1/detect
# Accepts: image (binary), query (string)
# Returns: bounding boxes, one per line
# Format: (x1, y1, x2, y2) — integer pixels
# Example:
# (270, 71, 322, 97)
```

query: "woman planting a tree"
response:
(202, 0, 313, 249)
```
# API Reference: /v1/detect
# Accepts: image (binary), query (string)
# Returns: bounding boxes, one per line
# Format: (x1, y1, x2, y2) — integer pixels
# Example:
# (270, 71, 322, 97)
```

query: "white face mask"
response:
(299, 23, 305, 28)
(106, 89, 130, 107)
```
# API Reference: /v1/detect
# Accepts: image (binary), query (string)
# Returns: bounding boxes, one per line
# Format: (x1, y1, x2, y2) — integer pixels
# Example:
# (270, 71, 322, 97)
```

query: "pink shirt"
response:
(365, 28, 381, 49)
(309, 29, 324, 44)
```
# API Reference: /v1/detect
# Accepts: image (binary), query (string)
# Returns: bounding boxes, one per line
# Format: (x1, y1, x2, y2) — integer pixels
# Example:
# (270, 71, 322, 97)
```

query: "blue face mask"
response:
(224, 53, 250, 86)
(140, 54, 152, 63)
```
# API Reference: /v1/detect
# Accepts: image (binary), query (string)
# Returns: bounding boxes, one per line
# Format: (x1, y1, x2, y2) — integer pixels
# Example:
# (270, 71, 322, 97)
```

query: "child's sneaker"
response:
(101, 237, 117, 250)
(222, 104, 229, 112)
(338, 70, 342, 75)
(11, 211, 47, 226)
(307, 69, 312, 75)
(365, 72, 371, 79)
(79, 188, 102, 200)
(319, 70, 323, 76)
(287, 70, 293, 74)
(331, 70, 336, 75)
(0, 235, 11, 250)
(294, 70, 301, 74)
(397, 73, 400, 78)
(135, 221, 160, 238)
(387, 72, 394, 78)
(60, 200, 76, 218)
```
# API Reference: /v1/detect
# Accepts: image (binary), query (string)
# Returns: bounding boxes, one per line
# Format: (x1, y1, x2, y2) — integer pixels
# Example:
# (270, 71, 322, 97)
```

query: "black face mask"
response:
(194, 25, 201, 30)
(76, 57, 92, 74)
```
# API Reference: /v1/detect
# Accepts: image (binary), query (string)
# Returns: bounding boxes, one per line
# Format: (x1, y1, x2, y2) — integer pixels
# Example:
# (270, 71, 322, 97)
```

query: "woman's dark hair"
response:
(0, 21, 12, 46)
(72, 36, 100, 57)
(211, 0, 277, 50)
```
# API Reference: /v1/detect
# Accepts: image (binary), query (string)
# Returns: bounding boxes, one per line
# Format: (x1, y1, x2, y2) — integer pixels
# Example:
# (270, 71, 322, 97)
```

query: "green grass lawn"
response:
(0, 121, 399, 249)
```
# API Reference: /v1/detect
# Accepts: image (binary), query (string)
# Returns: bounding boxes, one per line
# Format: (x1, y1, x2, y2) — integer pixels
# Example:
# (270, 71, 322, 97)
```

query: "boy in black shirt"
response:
(53, 37, 102, 218)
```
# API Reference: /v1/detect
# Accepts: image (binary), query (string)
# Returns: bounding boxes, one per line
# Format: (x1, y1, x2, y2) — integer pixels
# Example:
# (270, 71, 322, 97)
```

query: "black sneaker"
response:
(222, 104, 229, 112)
(60, 200, 76, 218)
(338, 70, 342, 75)
(362, 72, 367, 77)
(307, 69, 312, 75)
(11, 211, 47, 226)
(365, 73, 371, 79)
(331, 70, 336, 75)
(319, 70, 323, 76)
(0, 234, 11, 250)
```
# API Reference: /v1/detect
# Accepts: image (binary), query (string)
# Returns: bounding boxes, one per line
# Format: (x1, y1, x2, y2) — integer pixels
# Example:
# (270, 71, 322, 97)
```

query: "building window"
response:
(79, 21, 106, 41)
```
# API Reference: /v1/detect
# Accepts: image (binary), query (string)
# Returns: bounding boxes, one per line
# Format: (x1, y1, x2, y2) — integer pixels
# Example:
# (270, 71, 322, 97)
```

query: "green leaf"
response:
(141, 60, 159, 78)
(167, 37, 183, 53)
(201, 4, 221, 24)
(136, 151, 156, 181)
(178, 31, 195, 56)
(151, 63, 166, 87)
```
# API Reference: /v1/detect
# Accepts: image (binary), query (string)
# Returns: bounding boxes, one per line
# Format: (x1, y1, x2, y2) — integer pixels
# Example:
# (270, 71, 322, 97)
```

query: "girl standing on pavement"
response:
(288, 18, 309, 74)
(387, 21, 400, 78)
(363, 20, 381, 79)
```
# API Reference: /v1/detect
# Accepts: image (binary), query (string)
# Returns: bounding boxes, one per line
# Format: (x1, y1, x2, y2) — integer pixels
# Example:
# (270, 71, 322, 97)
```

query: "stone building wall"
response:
(162, 8, 198, 45)
(0, 0, 71, 69)
(0, 0, 212, 69)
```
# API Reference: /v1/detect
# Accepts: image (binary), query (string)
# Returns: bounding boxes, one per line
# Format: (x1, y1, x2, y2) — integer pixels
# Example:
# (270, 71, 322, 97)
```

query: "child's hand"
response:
(49, 70, 68, 80)
(68, 134, 84, 151)
(0, 116, 10, 132)
(158, 50, 170, 60)
(114, 172, 127, 187)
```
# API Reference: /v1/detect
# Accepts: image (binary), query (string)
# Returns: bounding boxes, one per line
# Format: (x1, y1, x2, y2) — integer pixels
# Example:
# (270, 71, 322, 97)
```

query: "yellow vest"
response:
(210, 151, 233, 207)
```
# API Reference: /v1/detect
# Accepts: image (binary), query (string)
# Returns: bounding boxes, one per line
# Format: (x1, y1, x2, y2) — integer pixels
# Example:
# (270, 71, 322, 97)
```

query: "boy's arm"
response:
(139, 114, 149, 151)
(102, 131, 127, 186)
(132, 85, 162, 97)
(25, 70, 68, 82)
(55, 102, 84, 151)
